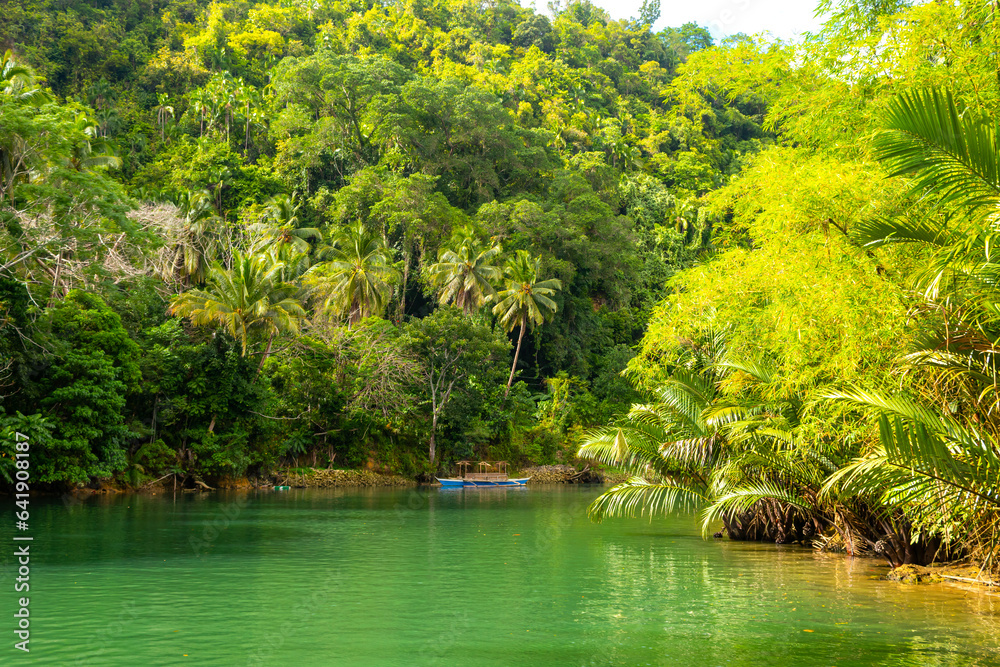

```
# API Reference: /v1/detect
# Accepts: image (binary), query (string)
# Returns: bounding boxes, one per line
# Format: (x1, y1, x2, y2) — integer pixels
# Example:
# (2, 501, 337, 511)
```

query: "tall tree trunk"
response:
(429, 410, 438, 466)
(505, 321, 527, 398)
(48, 249, 64, 307)
(254, 330, 276, 382)
(244, 102, 251, 154)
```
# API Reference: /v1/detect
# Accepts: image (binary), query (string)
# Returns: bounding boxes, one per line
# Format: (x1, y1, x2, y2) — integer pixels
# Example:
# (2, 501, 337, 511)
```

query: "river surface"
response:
(3, 485, 1000, 666)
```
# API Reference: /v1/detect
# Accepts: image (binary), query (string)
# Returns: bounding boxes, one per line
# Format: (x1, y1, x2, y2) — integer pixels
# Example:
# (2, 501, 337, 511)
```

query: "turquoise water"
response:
(3, 485, 999, 665)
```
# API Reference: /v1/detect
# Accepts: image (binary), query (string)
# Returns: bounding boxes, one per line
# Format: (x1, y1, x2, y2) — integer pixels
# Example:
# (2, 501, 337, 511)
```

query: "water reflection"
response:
(6, 485, 1000, 666)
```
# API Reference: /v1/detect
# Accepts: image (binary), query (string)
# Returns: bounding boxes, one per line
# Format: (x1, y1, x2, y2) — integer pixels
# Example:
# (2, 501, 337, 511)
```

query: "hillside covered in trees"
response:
(0, 0, 760, 484)
(4, 0, 998, 578)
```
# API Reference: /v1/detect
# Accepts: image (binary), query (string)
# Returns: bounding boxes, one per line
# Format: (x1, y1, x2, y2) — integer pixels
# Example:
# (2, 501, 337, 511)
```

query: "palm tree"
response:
(155, 93, 174, 143)
(249, 196, 316, 286)
(66, 114, 122, 172)
(168, 252, 306, 379)
(577, 342, 759, 525)
(824, 388, 999, 570)
(236, 82, 260, 155)
(0, 52, 49, 210)
(187, 88, 207, 137)
(0, 50, 51, 106)
(694, 357, 828, 544)
(490, 250, 561, 396)
(427, 227, 502, 314)
(248, 194, 322, 257)
(578, 339, 857, 551)
(578, 366, 719, 522)
(308, 222, 399, 326)
(160, 189, 221, 285)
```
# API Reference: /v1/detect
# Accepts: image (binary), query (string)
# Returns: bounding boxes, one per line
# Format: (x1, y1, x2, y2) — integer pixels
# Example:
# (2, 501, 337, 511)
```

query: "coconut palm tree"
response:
(160, 189, 220, 285)
(237, 82, 261, 155)
(490, 250, 562, 396)
(155, 93, 174, 143)
(0, 52, 50, 208)
(250, 197, 315, 286)
(427, 227, 502, 314)
(187, 88, 208, 137)
(65, 114, 122, 172)
(0, 50, 51, 105)
(168, 251, 306, 378)
(309, 222, 399, 326)
(248, 194, 322, 257)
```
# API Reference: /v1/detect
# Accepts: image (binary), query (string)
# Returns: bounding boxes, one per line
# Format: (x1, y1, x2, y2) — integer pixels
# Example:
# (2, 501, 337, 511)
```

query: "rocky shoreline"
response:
(516, 465, 625, 484)
(886, 563, 999, 589)
(274, 468, 416, 488)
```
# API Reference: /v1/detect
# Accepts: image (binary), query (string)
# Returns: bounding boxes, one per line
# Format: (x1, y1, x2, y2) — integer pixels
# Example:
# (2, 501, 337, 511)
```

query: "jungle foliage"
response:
(6, 0, 996, 577)
(579, 0, 1000, 576)
(0, 0, 743, 486)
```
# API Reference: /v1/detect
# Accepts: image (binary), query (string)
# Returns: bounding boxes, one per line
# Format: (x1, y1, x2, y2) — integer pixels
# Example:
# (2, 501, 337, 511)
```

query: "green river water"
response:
(3, 485, 1000, 666)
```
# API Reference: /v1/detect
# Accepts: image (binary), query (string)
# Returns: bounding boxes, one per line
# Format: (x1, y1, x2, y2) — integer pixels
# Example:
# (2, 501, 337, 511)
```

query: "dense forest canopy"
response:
(0, 0, 745, 482)
(2, 0, 1000, 574)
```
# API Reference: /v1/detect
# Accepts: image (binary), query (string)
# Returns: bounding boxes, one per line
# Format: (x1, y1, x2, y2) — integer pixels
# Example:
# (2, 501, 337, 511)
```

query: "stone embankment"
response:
(518, 465, 625, 484)
(275, 469, 416, 488)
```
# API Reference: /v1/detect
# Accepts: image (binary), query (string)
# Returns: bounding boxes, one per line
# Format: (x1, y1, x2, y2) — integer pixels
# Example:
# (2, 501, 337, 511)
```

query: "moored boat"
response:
(435, 461, 529, 488)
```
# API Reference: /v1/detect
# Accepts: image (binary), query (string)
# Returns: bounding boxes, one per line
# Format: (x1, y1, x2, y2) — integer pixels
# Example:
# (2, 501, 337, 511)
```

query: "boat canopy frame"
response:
(455, 460, 509, 481)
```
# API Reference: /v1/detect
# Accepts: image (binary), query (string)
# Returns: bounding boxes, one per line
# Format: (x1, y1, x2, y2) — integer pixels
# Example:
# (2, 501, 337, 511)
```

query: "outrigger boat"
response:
(436, 461, 529, 487)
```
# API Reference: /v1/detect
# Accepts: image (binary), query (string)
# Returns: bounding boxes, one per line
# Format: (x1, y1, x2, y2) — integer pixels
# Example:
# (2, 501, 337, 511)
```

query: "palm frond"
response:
(587, 477, 706, 523)
(873, 88, 1000, 214)
(701, 481, 813, 537)
(824, 387, 998, 466)
(853, 215, 953, 248)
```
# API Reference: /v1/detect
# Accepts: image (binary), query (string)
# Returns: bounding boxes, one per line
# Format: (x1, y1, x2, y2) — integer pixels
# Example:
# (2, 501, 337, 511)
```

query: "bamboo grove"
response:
(578, 1, 1000, 575)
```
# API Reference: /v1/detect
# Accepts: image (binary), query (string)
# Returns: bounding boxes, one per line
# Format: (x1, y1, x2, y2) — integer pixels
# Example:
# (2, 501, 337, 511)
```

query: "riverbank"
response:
(270, 464, 625, 487)
(888, 562, 1000, 590)
(517, 464, 626, 484)
(274, 468, 416, 488)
